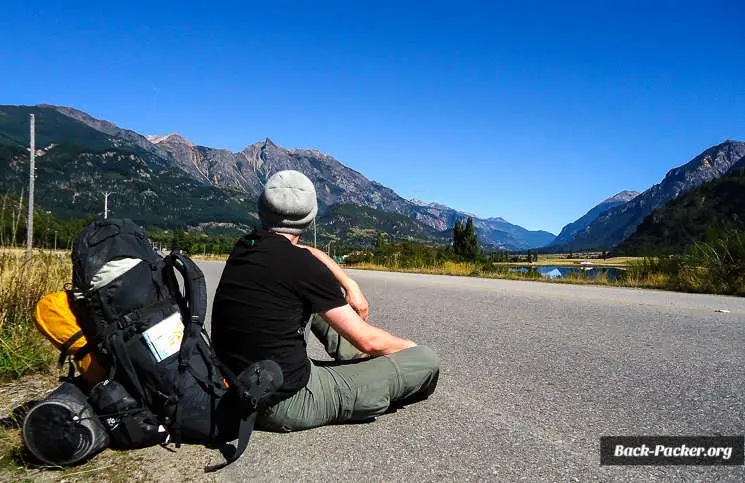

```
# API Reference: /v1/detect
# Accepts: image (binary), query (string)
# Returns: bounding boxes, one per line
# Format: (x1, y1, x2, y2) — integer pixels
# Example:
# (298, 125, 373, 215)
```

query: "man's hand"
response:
(344, 281, 369, 322)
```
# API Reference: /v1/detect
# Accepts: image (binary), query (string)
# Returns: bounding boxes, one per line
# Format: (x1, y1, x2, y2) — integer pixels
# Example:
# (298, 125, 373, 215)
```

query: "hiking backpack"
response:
(66, 218, 282, 471)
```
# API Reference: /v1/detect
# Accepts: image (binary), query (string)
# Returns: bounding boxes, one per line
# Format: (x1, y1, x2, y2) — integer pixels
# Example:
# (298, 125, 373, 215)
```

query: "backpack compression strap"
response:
(204, 360, 284, 473)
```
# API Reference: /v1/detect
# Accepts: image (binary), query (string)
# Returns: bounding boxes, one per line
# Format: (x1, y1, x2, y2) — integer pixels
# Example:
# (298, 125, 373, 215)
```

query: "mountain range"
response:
(2, 104, 742, 253)
(0, 104, 554, 249)
(552, 140, 745, 251)
(613, 155, 745, 255)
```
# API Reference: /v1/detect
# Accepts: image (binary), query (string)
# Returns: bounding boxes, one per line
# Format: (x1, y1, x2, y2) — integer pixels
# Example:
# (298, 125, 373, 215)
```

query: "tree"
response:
(375, 232, 385, 254)
(464, 217, 478, 260)
(453, 220, 464, 254)
(453, 217, 479, 260)
(170, 229, 190, 252)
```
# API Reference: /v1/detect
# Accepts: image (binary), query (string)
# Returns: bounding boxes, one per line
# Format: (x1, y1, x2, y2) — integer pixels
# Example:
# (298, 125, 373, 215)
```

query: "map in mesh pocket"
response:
(142, 312, 183, 362)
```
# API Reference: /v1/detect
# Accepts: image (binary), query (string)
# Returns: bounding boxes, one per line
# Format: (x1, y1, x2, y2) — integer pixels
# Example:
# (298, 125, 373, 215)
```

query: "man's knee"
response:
(387, 345, 440, 401)
(408, 345, 440, 374)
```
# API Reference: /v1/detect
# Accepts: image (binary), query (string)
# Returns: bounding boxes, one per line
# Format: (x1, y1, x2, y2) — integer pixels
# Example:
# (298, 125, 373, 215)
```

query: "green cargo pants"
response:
(257, 316, 440, 432)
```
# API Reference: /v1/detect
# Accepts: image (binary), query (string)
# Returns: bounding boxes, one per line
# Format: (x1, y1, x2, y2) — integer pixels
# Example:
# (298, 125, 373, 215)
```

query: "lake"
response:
(509, 266, 622, 281)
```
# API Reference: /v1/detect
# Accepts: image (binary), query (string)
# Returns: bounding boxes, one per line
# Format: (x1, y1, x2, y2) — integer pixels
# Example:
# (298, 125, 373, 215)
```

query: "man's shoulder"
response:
(290, 244, 328, 271)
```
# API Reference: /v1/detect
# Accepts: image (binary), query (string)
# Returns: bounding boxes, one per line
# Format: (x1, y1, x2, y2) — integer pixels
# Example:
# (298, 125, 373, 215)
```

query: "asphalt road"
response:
(198, 262, 745, 481)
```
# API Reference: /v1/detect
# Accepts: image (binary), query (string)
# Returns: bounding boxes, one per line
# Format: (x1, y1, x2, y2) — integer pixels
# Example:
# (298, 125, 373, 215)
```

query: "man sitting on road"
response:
(211, 170, 440, 432)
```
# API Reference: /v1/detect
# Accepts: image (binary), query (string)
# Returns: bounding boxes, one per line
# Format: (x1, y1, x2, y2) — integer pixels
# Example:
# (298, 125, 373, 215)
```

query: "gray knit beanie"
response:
(258, 170, 318, 235)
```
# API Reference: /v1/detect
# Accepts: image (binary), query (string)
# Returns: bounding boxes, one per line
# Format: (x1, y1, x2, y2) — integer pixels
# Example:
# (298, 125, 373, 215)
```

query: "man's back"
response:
(212, 228, 346, 402)
(212, 170, 438, 432)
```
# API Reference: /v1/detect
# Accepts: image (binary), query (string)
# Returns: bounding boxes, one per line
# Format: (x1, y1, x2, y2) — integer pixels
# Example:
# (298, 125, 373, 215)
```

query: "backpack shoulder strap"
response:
(162, 251, 210, 447)
(163, 251, 207, 327)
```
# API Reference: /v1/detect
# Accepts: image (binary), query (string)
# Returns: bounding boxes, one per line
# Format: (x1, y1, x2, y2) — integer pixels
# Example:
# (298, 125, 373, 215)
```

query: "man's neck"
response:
(272, 231, 300, 245)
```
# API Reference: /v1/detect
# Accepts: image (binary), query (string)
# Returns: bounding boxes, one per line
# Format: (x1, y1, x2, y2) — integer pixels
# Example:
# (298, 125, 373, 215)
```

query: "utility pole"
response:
(313, 217, 317, 248)
(54, 230, 58, 250)
(103, 191, 114, 219)
(25, 114, 35, 265)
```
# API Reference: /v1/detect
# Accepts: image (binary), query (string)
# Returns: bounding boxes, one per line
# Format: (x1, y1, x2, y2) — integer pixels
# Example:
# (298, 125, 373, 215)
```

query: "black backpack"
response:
(68, 218, 282, 471)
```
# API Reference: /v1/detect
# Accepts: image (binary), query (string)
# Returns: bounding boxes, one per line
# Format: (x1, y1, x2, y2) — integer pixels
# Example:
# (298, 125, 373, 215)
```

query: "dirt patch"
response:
(0, 372, 225, 482)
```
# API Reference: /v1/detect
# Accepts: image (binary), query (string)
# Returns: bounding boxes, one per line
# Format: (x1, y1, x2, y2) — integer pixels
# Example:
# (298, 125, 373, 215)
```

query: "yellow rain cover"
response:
(34, 292, 105, 385)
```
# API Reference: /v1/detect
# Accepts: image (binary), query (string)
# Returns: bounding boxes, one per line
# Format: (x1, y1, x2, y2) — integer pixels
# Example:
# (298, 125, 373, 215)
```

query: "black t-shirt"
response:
(211, 229, 347, 401)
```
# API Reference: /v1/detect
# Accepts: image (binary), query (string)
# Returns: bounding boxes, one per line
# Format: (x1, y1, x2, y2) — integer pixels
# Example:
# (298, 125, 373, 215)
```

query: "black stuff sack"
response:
(89, 379, 166, 449)
(22, 382, 109, 466)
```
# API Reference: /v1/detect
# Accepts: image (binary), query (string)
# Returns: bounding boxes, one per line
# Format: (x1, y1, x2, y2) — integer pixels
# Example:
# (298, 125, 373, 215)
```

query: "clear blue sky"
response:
(2, 1, 743, 234)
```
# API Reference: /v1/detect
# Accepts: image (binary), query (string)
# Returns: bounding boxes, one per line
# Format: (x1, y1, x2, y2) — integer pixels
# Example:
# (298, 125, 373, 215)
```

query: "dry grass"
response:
(354, 260, 479, 276)
(0, 249, 70, 382)
(190, 253, 229, 262)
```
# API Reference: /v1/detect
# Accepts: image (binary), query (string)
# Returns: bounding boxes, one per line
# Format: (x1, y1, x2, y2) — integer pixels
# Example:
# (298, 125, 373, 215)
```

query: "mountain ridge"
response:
(0, 104, 554, 249)
(557, 140, 745, 250)
(549, 190, 639, 247)
(614, 156, 745, 255)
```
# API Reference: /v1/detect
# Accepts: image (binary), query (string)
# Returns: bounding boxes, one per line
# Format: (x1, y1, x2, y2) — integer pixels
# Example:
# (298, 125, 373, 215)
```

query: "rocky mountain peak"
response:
(146, 133, 194, 147)
(550, 189, 640, 247)
(604, 190, 640, 204)
(664, 140, 745, 180)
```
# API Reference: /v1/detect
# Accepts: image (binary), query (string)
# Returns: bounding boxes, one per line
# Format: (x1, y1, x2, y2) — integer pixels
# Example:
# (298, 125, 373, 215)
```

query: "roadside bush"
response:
(678, 230, 745, 295)
(622, 256, 679, 288)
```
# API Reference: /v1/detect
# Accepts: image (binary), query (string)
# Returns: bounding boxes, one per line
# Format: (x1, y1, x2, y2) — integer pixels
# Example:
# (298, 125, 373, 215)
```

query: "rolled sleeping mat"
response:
(23, 382, 109, 466)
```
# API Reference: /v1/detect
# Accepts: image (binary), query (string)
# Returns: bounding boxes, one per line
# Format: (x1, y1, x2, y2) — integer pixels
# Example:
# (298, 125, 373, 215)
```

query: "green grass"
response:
(678, 230, 745, 295)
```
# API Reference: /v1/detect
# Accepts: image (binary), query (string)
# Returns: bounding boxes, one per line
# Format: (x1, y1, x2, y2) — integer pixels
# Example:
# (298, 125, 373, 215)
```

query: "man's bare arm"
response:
(319, 304, 415, 356)
(298, 244, 369, 321)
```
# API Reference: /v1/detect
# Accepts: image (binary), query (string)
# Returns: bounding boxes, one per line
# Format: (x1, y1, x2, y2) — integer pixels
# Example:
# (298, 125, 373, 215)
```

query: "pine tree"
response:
(464, 217, 479, 260)
(453, 220, 464, 255)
